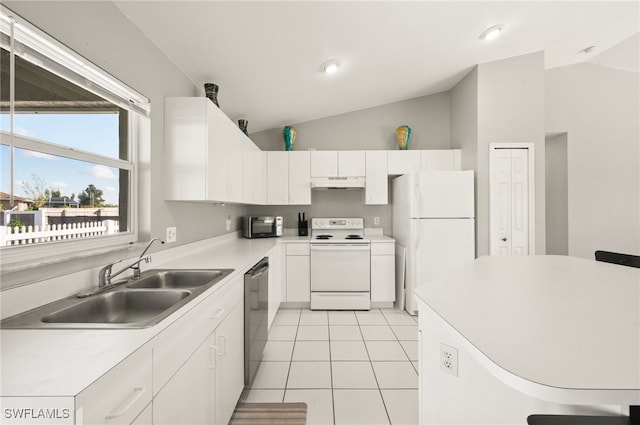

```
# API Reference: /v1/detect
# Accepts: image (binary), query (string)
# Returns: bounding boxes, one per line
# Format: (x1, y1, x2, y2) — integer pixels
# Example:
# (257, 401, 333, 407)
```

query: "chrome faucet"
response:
(78, 238, 165, 298)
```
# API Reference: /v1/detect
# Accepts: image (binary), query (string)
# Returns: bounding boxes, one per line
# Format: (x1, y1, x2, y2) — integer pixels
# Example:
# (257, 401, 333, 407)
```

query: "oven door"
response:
(310, 243, 371, 292)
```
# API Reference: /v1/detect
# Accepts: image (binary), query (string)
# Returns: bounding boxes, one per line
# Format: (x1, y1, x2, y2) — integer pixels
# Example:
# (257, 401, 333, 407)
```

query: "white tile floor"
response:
(241, 308, 419, 425)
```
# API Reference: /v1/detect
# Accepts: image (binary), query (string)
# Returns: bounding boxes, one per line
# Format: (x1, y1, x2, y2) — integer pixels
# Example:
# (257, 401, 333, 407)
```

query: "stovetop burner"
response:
(345, 235, 364, 240)
(315, 235, 333, 240)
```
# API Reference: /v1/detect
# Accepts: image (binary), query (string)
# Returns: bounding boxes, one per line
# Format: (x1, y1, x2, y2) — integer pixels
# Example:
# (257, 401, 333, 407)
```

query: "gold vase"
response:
(395, 125, 411, 150)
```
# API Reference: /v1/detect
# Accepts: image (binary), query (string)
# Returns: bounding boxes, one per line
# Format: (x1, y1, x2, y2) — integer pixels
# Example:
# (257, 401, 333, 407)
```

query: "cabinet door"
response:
(420, 150, 460, 171)
(153, 334, 215, 425)
(226, 136, 245, 203)
(267, 152, 289, 205)
(289, 151, 311, 205)
(243, 143, 265, 204)
(371, 255, 395, 303)
(130, 403, 152, 425)
(365, 151, 388, 205)
(387, 150, 421, 175)
(286, 255, 310, 302)
(311, 151, 338, 177)
(338, 151, 365, 177)
(214, 301, 245, 425)
(206, 100, 230, 202)
(76, 346, 152, 425)
(165, 98, 209, 201)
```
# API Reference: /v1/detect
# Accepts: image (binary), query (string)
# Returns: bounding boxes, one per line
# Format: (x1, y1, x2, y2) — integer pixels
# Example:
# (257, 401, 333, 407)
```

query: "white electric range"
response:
(310, 218, 371, 310)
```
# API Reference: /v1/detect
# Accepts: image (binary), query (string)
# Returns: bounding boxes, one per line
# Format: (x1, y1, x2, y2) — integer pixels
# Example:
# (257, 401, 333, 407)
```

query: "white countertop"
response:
(0, 236, 277, 397)
(414, 255, 640, 399)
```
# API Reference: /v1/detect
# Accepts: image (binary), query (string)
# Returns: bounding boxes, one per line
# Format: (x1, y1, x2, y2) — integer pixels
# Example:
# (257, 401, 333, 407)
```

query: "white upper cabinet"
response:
(365, 150, 388, 205)
(288, 151, 311, 205)
(421, 149, 462, 171)
(338, 150, 366, 177)
(266, 151, 289, 205)
(165, 97, 273, 204)
(311, 150, 365, 177)
(165, 97, 229, 201)
(387, 150, 421, 175)
(311, 151, 338, 177)
(243, 142, 266, 205)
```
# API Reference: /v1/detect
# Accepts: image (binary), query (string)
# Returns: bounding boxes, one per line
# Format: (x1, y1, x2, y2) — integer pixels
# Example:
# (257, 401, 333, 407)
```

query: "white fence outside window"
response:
(0, 220, 119, 246)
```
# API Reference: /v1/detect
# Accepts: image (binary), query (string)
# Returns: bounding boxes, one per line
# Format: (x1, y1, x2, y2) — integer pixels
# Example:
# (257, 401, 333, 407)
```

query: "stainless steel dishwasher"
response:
(244, 257, 269, 386)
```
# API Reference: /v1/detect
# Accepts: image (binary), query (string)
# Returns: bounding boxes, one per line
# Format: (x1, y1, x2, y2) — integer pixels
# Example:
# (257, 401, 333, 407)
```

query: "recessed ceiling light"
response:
(479, 25, 504, 41)
(322, 61, 339, 74)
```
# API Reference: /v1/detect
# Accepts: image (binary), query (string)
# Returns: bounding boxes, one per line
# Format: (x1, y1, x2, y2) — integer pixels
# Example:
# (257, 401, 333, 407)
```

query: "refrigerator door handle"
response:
(415, 217, 421, 249)
(414, 184, 421, 219)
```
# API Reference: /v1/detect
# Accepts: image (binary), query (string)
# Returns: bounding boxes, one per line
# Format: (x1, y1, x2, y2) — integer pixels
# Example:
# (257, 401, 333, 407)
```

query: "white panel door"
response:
(490, 148, 530, 256)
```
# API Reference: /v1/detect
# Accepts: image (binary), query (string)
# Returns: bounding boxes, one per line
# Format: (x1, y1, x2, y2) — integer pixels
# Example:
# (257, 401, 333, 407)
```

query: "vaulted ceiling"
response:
(114, 1, 640, 133)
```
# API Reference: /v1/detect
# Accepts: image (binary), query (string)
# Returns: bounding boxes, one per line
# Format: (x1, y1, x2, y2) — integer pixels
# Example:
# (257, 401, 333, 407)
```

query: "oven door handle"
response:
(310, 244, 370, 251)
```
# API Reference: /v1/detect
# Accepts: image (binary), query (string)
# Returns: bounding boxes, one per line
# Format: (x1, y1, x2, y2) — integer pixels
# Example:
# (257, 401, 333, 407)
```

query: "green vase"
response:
(283, 126, 296, 151)
(395, 125, 411, 150)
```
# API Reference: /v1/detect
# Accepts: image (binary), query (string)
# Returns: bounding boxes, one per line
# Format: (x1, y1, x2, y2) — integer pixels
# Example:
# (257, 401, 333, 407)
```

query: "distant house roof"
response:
(0, 192, 33, 203)
(46, 197, 79, 208)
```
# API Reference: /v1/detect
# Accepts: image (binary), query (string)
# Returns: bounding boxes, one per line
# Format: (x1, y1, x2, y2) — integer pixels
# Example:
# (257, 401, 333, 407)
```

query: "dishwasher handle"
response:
(247, 257, 269, 279)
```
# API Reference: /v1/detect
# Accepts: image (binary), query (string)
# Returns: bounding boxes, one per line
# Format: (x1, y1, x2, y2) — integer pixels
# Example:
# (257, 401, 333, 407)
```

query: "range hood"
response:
(310, 176, 365, 190)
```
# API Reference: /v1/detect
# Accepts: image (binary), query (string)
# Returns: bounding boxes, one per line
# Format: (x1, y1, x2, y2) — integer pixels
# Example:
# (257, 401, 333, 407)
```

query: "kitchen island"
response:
(415, 255, 640, 424)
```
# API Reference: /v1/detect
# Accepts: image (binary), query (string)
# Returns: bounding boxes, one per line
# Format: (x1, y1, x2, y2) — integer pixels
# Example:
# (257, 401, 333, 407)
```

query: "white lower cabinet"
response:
(75, 345, 152, 425)
(371, 241, 396, 304)
(285, 243, 310, 302)
(130, 403, 152, 425)
(153, 334, 215, 425)
(151, 275, 245, 425)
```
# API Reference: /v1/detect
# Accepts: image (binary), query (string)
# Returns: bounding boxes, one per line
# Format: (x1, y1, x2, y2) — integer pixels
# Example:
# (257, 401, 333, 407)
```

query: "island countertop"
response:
(414, 255, 640, 404)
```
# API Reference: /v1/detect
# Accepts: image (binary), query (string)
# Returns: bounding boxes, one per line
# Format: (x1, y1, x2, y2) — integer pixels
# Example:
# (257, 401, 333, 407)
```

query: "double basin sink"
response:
(0, 269, 234, 329)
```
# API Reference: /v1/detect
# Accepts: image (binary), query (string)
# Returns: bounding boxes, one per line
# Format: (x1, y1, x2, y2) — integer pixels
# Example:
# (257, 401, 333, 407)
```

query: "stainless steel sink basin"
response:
(0, 268, 235, 329)
(41, 290, 190, 324)
(127, 269, 231, 289)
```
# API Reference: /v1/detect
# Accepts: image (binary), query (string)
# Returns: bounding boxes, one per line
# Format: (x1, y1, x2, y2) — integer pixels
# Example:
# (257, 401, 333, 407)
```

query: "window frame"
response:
(0, 6, 150, 269)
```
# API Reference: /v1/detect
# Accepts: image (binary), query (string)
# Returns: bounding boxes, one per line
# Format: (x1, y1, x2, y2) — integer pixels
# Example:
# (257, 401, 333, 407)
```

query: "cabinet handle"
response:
(217, 334, 227, 356)
(209, 345, 217, 369)
(210, 308, 224, 320)
(105, 387, 145, 420)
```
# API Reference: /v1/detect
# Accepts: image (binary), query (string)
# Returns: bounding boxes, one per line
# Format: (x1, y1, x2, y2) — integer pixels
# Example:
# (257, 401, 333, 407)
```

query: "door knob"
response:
(501, 237, 507, 242)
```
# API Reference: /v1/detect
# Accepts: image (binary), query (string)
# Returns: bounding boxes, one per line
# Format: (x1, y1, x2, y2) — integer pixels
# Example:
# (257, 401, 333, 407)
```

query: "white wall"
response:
(249, 92, 452, 233)
(250, 92, 450, 151)
(545, 133, 568, 255)
(2, 1, 247, 288)
(546, 62, 640, 259)
(450, 67, 479, 255)
(477, 52, 546, 256)
(450, 53, 546, 257)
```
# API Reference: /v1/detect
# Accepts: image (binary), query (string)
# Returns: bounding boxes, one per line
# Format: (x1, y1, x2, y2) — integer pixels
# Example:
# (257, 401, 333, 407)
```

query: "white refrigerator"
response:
(392, 171, 475, 314)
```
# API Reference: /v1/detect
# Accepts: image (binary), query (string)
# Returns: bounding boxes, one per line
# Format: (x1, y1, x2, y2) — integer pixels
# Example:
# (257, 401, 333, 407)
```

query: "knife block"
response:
(298, 220, 308, 237)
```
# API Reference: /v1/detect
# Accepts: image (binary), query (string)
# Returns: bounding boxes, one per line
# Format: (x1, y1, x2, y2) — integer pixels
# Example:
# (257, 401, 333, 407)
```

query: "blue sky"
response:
(1, 113, 122, 205)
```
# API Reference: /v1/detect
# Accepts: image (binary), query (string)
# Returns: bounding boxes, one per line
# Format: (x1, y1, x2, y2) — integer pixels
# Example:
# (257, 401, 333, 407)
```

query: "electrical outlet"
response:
(440, 343, 458, 376)
(374, 216, 380, 225)
(166, 227, 177, 243)
(226, 215, 231, 231)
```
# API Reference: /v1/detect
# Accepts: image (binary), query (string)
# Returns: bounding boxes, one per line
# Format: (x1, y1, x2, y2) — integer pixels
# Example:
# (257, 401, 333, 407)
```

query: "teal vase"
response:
(283, 126, 297, 151)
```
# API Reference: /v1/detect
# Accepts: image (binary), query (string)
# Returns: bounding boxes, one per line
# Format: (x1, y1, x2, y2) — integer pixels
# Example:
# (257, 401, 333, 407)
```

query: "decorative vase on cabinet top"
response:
(283, 126, 296, 151)
(204, 83, 220, 107)
(395, 125, 411, 150)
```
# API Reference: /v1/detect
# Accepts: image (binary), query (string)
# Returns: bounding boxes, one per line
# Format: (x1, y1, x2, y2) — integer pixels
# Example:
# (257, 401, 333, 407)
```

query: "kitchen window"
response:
(0, 6, 150, 267)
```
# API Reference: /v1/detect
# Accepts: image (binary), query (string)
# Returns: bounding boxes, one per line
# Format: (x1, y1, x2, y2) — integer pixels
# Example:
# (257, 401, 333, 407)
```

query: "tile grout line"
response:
(282, 310, 301, 402)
